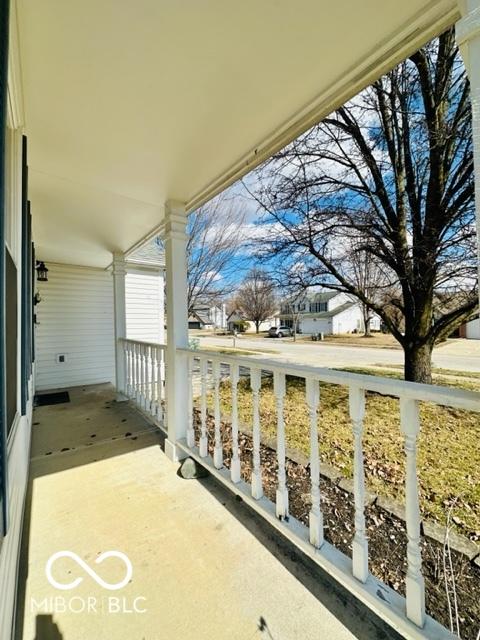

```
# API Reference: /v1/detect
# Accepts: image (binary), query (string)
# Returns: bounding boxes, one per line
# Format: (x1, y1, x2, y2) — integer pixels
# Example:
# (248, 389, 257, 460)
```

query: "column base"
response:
(164, 439, 189, 463)
(352, 536, 369, 583)
(213, 446, 223, 469)
(309, 510, 324, 549)
(251, 473, 263, 500)
(115, 392, 129, 403)
(276, 488, 289, 519)
(230, 458, 241, 483)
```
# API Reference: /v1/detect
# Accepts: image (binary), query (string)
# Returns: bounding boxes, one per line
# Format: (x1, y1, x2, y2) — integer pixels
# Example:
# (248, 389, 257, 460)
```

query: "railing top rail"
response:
(177, 347, 480, 412)
(120, 337, 167, 350)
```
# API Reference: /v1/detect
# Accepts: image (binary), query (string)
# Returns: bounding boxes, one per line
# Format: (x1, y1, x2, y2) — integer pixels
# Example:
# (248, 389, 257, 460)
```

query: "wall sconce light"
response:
(36, 261, 49, 282)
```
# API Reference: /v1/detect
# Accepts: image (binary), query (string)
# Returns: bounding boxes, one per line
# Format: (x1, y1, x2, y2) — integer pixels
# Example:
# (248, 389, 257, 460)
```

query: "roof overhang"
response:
(14, 0, 459, 267)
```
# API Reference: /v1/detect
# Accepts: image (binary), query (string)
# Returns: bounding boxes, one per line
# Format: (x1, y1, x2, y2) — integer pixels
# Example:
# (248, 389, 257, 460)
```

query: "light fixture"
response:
(36, 261, 49, 282)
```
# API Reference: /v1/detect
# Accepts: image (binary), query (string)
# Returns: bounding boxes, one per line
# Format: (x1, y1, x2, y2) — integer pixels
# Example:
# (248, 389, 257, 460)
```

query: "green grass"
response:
(208, 368, 480, 537)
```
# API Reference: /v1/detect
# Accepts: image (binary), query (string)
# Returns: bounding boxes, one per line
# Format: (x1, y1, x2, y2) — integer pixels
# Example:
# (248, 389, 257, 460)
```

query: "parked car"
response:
(268, 325, 292, 338)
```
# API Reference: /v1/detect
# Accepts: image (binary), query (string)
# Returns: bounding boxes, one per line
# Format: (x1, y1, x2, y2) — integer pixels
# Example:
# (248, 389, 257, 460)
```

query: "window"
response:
(310, 302, 327, 313)
(5, 248, 17, 434)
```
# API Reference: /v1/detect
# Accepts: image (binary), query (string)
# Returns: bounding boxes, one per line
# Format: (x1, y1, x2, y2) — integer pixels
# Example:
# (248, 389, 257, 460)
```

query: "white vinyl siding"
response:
(35, 263, 115, 390)
(466, 318, 480, 339)
(126, 269, 164, 344)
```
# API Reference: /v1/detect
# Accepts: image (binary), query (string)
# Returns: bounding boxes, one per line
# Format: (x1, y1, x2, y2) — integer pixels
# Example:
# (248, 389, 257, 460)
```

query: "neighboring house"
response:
(227, 310, 279, 333)
(278, 291, 381, 335)
(459, 316, 480, 339)
(189, 304, 226, 330)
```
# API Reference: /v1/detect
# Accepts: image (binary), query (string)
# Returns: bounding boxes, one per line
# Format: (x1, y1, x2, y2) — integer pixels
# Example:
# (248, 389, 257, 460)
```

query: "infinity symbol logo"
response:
(46, 551, 133, 591)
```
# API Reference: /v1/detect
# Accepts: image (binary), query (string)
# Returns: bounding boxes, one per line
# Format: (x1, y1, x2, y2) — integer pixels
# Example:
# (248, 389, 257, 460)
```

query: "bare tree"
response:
(246, 28, 478, 383)
(235, 269, 277, 333)
(186, 192, 247, 313)
(347, 241, 388, 336)
(279, 290, 303, 341)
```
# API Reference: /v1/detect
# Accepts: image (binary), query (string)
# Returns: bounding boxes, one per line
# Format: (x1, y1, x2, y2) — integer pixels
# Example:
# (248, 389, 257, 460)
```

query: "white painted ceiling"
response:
(17, 0, 457, 267)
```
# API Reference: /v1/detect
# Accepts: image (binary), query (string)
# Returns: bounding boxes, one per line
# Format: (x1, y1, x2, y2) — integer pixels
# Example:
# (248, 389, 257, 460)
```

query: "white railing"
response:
(175, 347, 480, 640)
(120, 339, 166, 424)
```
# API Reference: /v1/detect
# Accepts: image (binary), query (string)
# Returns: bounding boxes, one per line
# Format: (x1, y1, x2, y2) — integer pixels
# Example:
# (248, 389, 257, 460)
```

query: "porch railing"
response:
(120, 338, 166, 424)
(175, 347, 479, 640)
(120, 338, 480, 639)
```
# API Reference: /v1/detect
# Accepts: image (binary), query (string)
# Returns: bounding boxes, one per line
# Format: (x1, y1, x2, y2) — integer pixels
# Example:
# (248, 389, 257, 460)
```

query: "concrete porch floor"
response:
(15, 384, 397, 640)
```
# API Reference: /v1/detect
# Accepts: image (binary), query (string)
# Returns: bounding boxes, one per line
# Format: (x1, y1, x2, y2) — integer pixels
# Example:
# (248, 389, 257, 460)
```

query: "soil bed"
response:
(194, 410, 480, 639)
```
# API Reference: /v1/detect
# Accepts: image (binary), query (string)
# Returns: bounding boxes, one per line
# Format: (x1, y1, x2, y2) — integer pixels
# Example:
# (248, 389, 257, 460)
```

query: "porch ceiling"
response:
(17, 0, 458, 268)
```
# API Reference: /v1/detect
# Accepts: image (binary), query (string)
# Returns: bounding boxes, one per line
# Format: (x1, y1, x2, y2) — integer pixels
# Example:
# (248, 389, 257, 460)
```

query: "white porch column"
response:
(164, 200, 189, 462)
(112, 252, 128, 401)
(457, 1, 480, 301)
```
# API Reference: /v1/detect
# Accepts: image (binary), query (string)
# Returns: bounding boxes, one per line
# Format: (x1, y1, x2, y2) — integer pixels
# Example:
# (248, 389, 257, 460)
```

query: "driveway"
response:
(197, 335, 480, 373)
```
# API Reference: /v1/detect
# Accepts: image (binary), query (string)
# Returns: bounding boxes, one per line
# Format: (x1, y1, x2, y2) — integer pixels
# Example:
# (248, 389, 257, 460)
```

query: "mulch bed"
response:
(194, 409, 480, 639)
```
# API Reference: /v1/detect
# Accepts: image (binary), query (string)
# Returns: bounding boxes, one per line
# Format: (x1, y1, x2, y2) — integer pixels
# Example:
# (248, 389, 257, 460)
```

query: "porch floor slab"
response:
(16, 384, 375, 640)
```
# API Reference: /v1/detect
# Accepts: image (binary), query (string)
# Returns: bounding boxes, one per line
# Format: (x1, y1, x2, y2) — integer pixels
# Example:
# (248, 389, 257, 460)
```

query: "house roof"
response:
(190, 310, 213, 326)
(282, 290, 339, 305)
(127, 238, 165, 268)
(227, 310, 244, 322)
(306, 291, 339, 304)
(280, 302, 355, 319)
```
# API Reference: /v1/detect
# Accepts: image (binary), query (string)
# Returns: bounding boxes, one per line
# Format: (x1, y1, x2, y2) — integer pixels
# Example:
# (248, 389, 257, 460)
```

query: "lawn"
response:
(207, 368, 480, 539)
(298, 332, 403, 348)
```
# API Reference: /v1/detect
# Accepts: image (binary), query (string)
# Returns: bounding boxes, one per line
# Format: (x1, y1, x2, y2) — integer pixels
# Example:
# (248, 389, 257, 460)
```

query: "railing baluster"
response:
(274, 371, 288, 519)
(128, 342, 133, 397)
(142, 344, 148, 409)
(135, 343, 141, 403)
(199, 358, 208, 457)
(157, 347, 164, 423)
(230, 363, 241, 483)
(150, 345, 155, 416)
(186, 355, 195, 448)
(306, 377, 323, 548)
(124, 341, 129, 396)
(151, 345, 157, 414)
(400, 398, 425, 627)
(250, 367, 263, 499)
(349, 386, 368, 583)
(213, 360, 223, 468)
(122, 339, 128, 397)
(145, 345, 151, 412)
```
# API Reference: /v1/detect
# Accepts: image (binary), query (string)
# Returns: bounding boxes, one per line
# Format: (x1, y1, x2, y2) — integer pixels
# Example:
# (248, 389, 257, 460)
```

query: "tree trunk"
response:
(404, 342, 433, 384)
(362, 305, 371, 337)
(255, 321, 260, 334)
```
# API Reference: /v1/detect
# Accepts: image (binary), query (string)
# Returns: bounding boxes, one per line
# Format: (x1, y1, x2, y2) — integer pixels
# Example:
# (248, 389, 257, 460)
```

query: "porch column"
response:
(112, 252, 128, 401)
(457, 0, 480, 302)
(164, 200, 189, 462)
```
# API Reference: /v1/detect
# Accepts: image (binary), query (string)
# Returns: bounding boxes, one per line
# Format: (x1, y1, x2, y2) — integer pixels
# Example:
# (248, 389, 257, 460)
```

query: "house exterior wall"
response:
(298, 317, 332, 334)
(296, 305, 363, 335)
(327, 292, 349, 311)
(35, 264, 115, 390)
(126, 268, 164, 344)
(245, 317, 278, 333)
(0, 89, 34, 640)
(332, 306, 362, 334)
(466, 318, 480, 339)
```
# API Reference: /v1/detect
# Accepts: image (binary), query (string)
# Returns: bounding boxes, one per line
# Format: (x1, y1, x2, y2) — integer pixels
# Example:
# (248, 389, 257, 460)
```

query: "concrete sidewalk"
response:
(16, 384, 391, 640)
